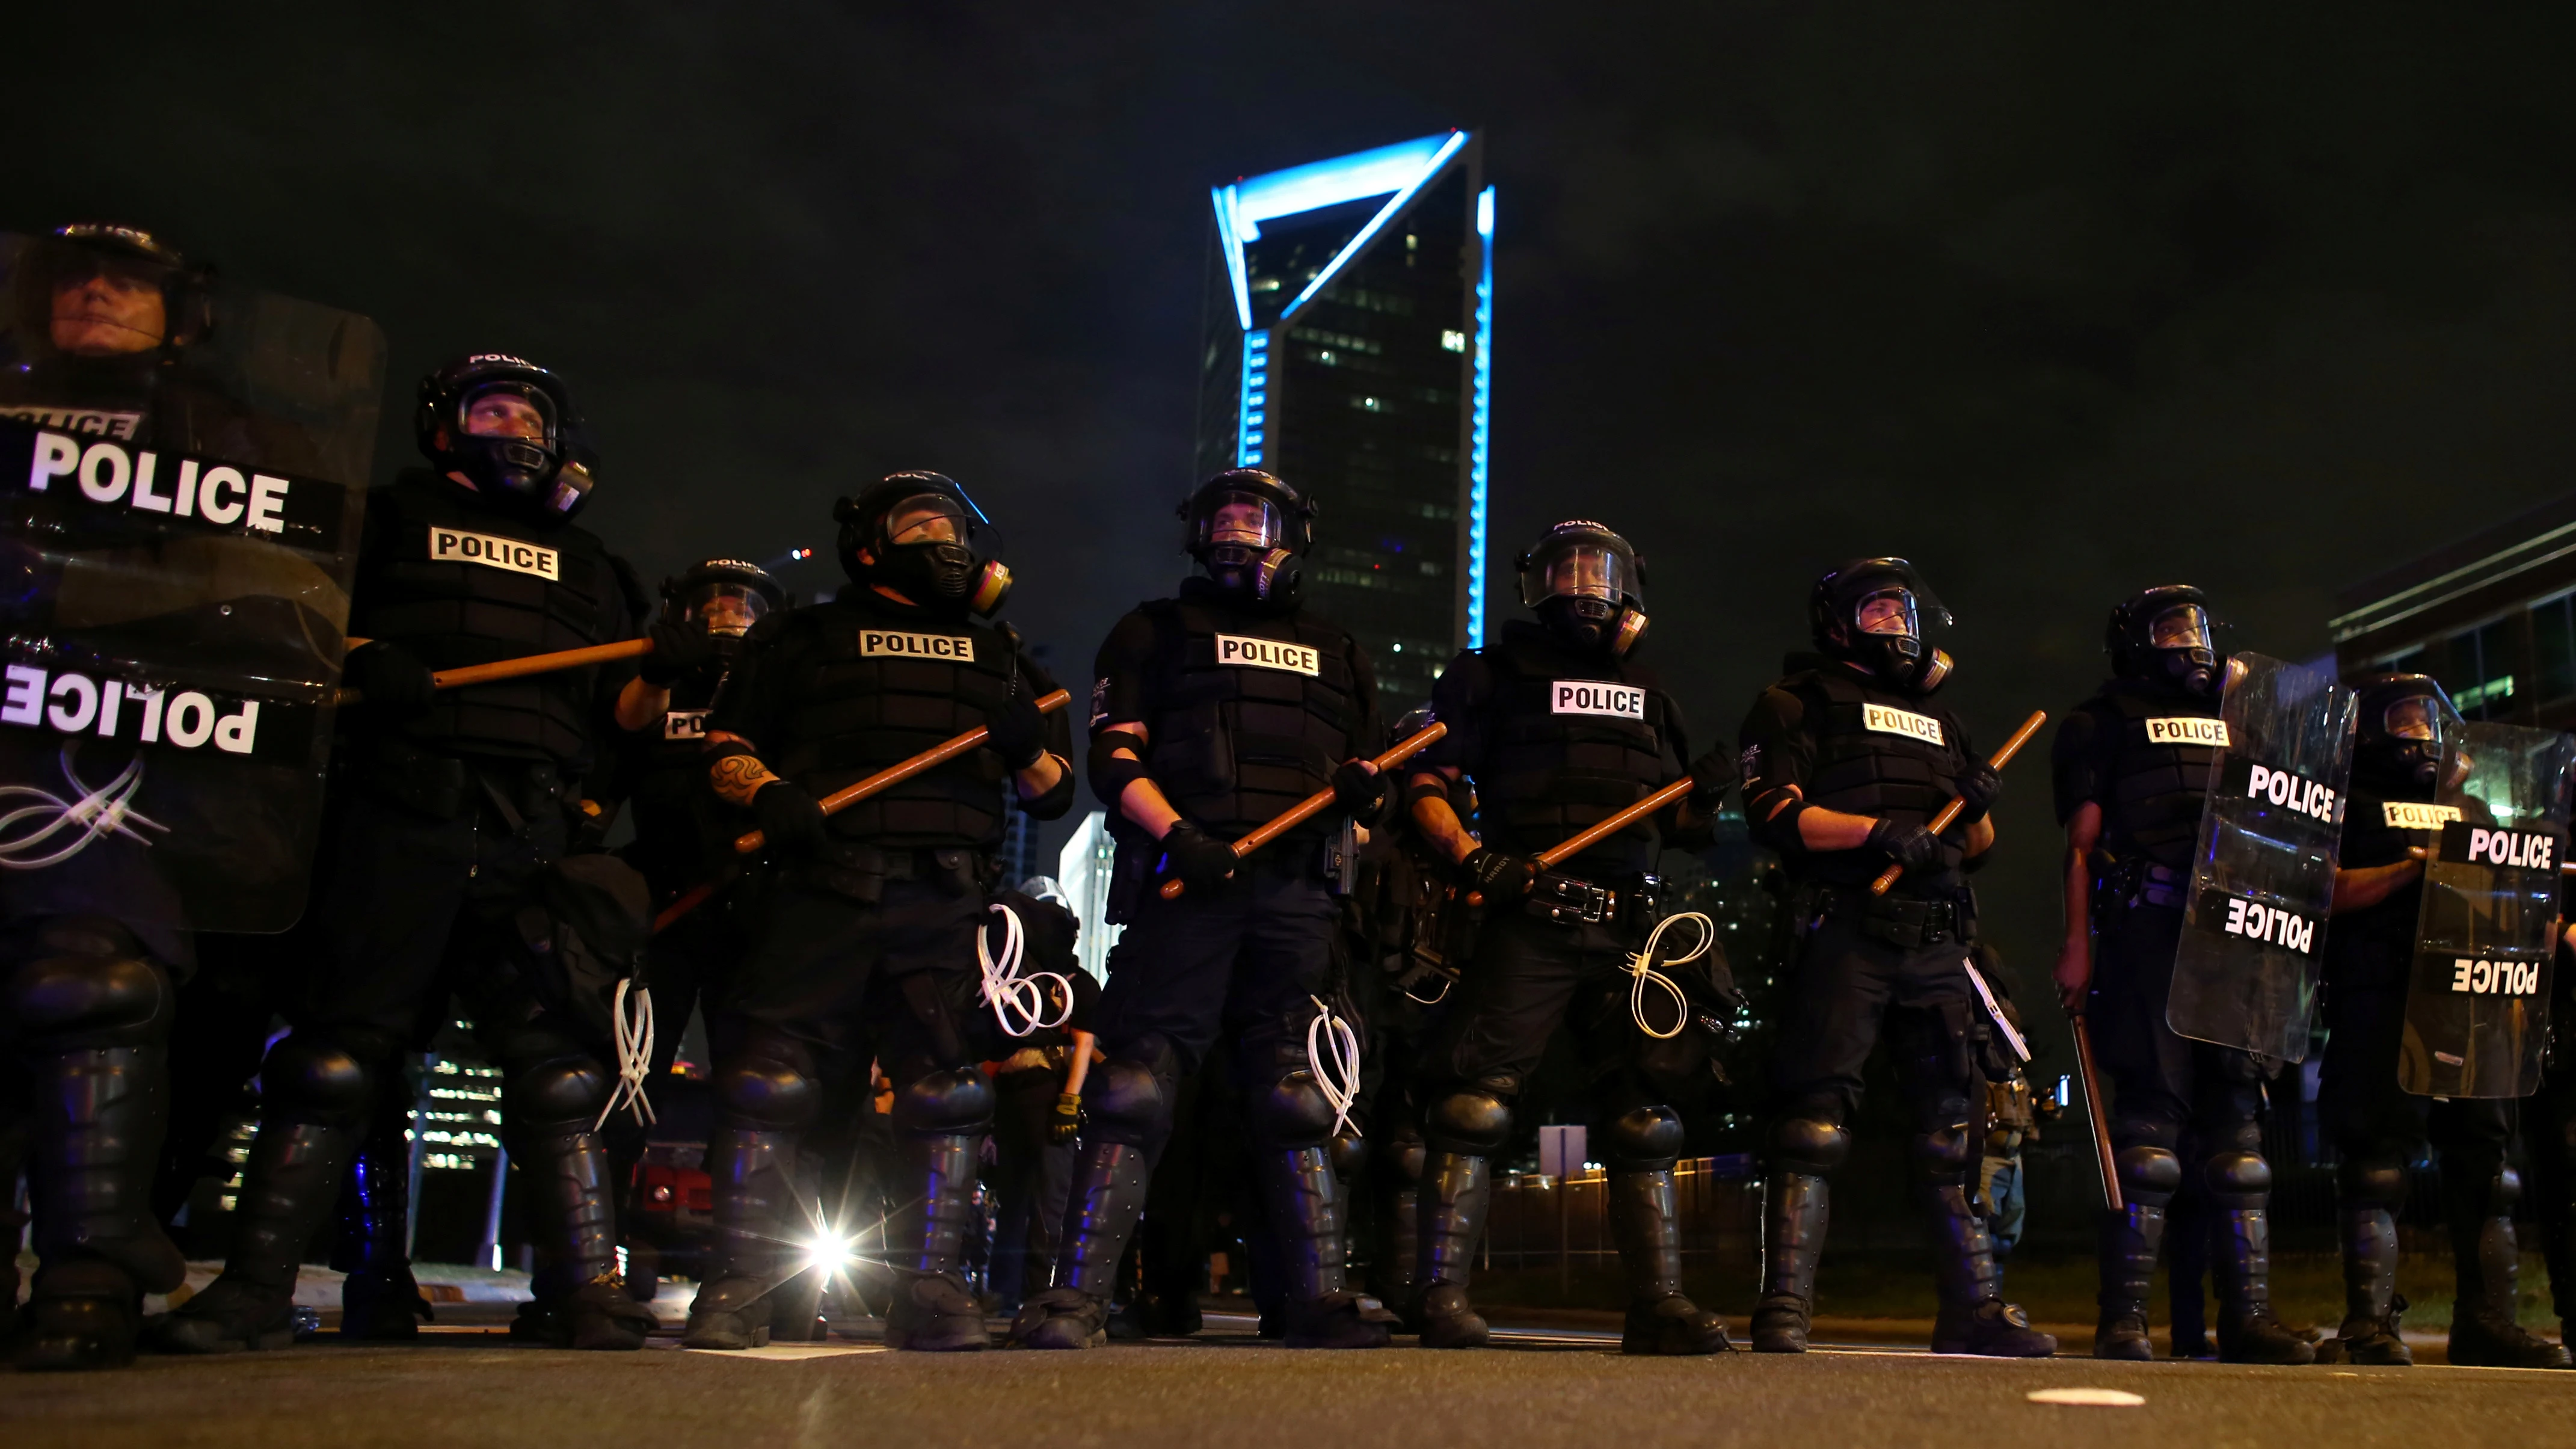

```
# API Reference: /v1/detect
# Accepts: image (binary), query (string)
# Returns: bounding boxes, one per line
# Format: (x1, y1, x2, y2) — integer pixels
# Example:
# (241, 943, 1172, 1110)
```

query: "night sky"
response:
(14, 4, 2576, 1048)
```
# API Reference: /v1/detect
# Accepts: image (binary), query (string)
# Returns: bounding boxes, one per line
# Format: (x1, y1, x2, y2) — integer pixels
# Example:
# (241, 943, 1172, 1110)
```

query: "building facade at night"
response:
(1196, 131, 1493, 711)
(2331, 490, 2576, 727)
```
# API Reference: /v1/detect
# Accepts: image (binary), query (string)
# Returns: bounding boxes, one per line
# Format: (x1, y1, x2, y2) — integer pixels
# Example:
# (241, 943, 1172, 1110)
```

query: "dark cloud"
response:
(11, 2, 2575, 1039)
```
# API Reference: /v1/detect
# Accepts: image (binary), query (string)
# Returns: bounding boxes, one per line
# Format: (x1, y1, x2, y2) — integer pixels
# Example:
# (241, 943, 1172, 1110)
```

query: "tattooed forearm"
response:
(709, 752, 781, 807)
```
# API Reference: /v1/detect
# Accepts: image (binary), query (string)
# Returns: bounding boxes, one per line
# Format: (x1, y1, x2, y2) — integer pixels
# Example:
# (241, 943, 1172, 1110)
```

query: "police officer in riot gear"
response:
(1012, 469, 1392, 1352)
(155, 354, 662, 1355)
(1741, 558, 2053, 1358)
(2316, 675, 2568, 1368)
(2053, 585, 2309, 1363)
(686, 473, 1073, 1353)
(1401, 521, 1735, 1354)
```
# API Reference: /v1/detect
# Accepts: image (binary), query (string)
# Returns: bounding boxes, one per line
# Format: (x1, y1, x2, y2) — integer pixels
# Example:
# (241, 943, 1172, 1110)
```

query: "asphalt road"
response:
(5, 1314, 2567, 1449)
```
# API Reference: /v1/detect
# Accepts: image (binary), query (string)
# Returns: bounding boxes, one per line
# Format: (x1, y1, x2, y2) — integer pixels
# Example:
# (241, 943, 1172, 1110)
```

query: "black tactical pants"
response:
(1087, 854, 1342, 1150)
(1768, 912, 1983, 1140)
(1421, 908, 1705, 1142)
(2089, 902, 2276, 1162)
(2320, 979, 2509, 1190)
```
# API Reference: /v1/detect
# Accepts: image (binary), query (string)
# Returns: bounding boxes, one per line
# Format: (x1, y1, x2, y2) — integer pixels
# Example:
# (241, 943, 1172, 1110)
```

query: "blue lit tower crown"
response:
(1196, 131, 1493, 711)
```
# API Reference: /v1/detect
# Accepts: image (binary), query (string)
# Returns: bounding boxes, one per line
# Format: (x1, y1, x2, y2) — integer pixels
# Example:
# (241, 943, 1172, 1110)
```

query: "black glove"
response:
(752, 780, 829, 857)
(1462, 846, 1535, 899)
(639, 620, 719, 687)
(1951, 761, 2002, 824)
(1686, 748, 1736, 811)
(982, 691, 1051, 772)
(1047, 1091, 1083, 1145)
(345, 640, 436, 714)
(1865, 816, 1940, 874)
(1155, 820, 1239, 892)
(1332, 758, 1385, 819)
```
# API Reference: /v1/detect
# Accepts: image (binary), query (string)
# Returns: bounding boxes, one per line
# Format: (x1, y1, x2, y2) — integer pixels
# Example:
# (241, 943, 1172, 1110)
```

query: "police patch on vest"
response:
(2219, 757, 2340, 825)
(1216, 633, 1319, 675)
(663, 709, 709, 742)
(430, 526, 559, 580)
(858, 630, 976, 660)
(2193, 887, 2316, 955)
(2438, 820, 2560, 875)
(2382, 800, 2462, 831)
(2145, 716, 2229, 748)
(1551, 681, 1645, 719)
(1861, 702, 1943, 745)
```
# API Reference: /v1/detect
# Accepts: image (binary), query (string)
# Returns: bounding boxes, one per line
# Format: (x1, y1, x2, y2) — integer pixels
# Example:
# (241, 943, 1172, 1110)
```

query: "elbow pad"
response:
(1403, 771, 1453, 813)
(1021, 758, 1078, 822)
(1749, 790, 1810, 855)
(1086, 732, 1151, 811)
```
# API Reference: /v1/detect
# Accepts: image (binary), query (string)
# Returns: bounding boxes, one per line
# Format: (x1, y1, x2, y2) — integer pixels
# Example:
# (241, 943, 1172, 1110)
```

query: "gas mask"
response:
(1188, 485, 1303, 611)
(1520, 521, 1649, 658)
(837, 481, 1012, 615)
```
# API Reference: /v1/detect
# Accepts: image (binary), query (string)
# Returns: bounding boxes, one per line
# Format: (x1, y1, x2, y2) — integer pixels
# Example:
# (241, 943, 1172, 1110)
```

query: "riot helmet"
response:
(13, 223, 212, 361)
(660, 558, 785, 654)
(834, 471, 1011, 615)
(2107, 585, 2226, 697)
(1179, 469, 1314, 611)
(1517, 520, 1649, 656)
(414, 354, 585, 521)
(2350, 672, 2455, 793)
(1810, 557, 1953, 691)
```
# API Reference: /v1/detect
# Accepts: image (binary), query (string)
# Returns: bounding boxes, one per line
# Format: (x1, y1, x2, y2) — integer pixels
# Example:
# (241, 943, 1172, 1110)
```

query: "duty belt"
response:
(1526, 870, 1660, 931)
(1804, 884, 1975, 948)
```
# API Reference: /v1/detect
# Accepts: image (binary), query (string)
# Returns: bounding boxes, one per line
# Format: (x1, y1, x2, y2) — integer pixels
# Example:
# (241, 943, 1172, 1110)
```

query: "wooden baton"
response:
(1158, 722, 1448, 900)
(1463, 775, 1700, 909)
(334, 636, 656, 704)
(1867, 709, 2049, 896)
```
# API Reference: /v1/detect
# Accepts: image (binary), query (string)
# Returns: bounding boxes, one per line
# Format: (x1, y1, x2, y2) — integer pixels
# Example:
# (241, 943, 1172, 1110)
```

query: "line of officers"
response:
(13, 345, 2576, 1376)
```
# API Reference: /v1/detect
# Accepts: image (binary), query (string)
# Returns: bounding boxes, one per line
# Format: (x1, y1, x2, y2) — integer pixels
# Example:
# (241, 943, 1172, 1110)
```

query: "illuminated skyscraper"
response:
(1197, 131, 1492, 710)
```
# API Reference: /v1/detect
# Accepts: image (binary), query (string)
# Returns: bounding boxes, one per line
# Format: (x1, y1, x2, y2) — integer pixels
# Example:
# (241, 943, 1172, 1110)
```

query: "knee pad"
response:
(5, 933, 169, 1046)
(2497, 1164, 2525, 1211)
(506, 1054, 612, 1134)
(1911, 1118, 1976, 1183)
(2203, 1149, 2272, 1208)
(1252, 1071, 1338, 1149)
(262, 1033, 373, 1125)
(2116, 1145, 2184, 1208)
(1083, 1056, 1169, 1147)
(2338, 1156, 2409, 1211)
(1328, 1131, 1367, 1181)
(1599, 1104, 1685, 1172)
(714, 1037, 818, 1132)
(1425, 1089, 1513, 1156)
(1771, 1113, 1851, 1177)
(2108, 1109, 2181, 1155)
(891, 1066, 995, 1137)
(1388, 1130, 1427, 1186)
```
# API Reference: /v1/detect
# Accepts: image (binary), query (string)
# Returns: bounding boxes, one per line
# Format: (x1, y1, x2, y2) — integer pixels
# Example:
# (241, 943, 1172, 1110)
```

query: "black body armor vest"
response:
(2085, 683, 2222, 873)
(1475, 620, 1674, 876)
(1140, 597, 1362, 838)
(622, 666, 730, 897)
(1779, 663, 1967, 892)
(767, 595, 1021, 849)
(346, 470, 627, 768)
(2322, 777, 2433, 992)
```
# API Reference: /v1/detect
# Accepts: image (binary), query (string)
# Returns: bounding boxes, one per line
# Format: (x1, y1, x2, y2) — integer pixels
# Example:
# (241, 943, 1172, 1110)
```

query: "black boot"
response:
(2093, 1203, 2163, 1361)
(18, 1041, 189, 1371)
(1261, 1145, 1394, 1349)
(332, 1112, 432, 1342)
(683, 1124, 797, 1350)
(1752, 1172, 1827, 1353)
(884, 1128, 991, 1352)
(1411, 1150, 1492, 1349)
(1924, 1183, 2056, 1357)
(1608, 1168, 1730, 1355)
(1377, 1177, 1422, 1331)
(2316, 1206, 2410, 1366)
(507, 1125, 654, 1350)
(2212, 1206, 2313, 1364)
(1011, 1140, 1149, 1349)
(152, 1121, 355, 1354)
(2447, 1175, 2570, 1369)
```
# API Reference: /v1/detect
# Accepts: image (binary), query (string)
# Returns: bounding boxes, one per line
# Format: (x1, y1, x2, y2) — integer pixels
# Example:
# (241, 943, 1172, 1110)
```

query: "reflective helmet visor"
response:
(884, 493, 968, 547)
(2384, 694, 2444, 743)
(1854, 586, 1919, 639)
(458, 381, 556, 443)
(1193, 492, 1285, 555)
(2148, 603, 2213, 653)
(677, 581, 773, 636)
(1535, 543, 1629, 606)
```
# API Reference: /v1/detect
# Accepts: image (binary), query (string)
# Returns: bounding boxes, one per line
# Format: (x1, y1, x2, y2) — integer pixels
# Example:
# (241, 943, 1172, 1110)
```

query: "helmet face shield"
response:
(2148, 603, 2213, 654)
(459, 381, 556, 443)
(678, 580, 772, 636)
(1854, 586, 1919, 641)
(2384, 694, 2444, 745)
(1191, 491, 1286, 561)
(883, 493, 970, 549)
(1520, 526, 1640, 610)
(43, 248, 175, 357)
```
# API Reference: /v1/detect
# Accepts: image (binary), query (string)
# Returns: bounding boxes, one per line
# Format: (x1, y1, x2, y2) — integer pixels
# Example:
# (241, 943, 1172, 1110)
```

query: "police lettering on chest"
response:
(431, 525, 559, 580)
(2382, 799, 2462, 831)
(1216, 633, 1320, 675)
(1551, 681, 1645, 719)
(662, 708, 709, 742)
(1861, 701, 1944, 746)
(859, 629, 976, 661)
(2145, 716, 2230, 747)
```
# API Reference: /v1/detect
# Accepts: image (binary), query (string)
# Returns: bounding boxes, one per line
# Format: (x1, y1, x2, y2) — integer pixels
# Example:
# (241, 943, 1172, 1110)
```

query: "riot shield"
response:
(2398, 721, 2575, 1098)
(2167, 653, 2356, 1061)
(0, 230, 382, 932)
